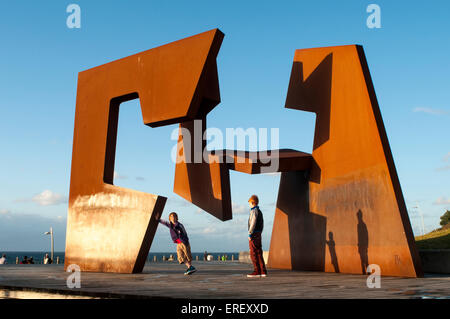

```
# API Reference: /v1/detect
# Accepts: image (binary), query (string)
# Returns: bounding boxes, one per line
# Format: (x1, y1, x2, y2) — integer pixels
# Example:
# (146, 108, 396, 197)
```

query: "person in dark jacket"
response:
(247, 194, 267, 278)
(158, 212, 197, 275)
(20, 256, 28, 264)
(44, 253, 52, 264)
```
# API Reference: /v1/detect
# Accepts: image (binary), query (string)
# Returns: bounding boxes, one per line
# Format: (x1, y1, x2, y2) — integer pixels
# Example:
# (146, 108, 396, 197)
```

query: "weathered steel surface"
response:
(267, 45, 423, 277)
(65, 29, 224, 273)
(166, 29, 233, 221)
(216, 149, 313, 174)
(173, 119, 232, 221)
(66, 31, 421, 278)
(174, 147, 313, 221)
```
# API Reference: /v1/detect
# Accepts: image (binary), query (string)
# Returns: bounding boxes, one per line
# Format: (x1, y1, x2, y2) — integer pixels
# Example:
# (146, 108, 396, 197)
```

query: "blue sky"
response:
(0, 0, 449, 252)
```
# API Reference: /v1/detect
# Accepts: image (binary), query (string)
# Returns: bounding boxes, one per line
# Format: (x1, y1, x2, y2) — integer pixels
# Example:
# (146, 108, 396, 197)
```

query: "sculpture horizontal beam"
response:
(211, 149, 313, 174)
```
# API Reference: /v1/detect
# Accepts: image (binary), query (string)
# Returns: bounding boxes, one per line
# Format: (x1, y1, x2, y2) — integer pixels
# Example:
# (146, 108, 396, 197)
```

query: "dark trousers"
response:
(249, 232, 266, 274)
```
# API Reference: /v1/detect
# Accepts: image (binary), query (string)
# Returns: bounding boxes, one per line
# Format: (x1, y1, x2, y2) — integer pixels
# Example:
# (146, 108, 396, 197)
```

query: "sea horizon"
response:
(0, 251, 240, 264)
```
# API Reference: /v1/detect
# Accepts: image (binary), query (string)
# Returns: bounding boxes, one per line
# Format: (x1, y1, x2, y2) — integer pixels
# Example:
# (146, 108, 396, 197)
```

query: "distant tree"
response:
(440, 210, 450, 227)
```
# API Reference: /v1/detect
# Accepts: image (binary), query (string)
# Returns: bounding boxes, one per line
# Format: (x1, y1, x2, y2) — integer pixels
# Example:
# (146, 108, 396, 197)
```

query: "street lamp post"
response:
(413, 204, 425, 236)
(44, 227, 54, 262)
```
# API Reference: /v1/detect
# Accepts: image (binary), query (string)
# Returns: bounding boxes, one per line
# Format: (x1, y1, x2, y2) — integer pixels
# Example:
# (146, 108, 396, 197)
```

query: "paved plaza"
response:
(0, 261, 449, 299)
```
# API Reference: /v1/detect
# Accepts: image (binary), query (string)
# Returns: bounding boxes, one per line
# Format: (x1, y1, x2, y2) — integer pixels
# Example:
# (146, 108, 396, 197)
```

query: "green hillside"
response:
(415, 226, 450, 250)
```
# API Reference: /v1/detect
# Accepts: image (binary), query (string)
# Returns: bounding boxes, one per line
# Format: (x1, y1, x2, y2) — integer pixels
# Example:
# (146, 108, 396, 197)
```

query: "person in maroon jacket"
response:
(158, 212, 197, 275)
(247, 195, 267, 278)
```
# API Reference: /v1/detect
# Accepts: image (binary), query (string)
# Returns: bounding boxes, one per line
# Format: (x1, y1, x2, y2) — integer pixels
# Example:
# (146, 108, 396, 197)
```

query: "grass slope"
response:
(415, 226, 450, 250)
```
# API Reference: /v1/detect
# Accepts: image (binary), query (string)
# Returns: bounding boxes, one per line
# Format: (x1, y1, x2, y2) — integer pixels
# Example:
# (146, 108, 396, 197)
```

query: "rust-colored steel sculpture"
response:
(172, 44, 422, 277)
(65, 29, 224, 273)
(66, 28, 421, 277)
(266, 45, 423, 277)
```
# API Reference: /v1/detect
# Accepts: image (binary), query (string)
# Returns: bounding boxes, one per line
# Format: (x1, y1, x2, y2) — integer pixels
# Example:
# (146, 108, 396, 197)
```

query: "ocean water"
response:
(0, 251, 239, 265)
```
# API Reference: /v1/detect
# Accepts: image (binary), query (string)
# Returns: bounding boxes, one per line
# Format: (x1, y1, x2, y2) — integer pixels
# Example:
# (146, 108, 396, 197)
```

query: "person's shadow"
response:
(326, 231, 340, 273)
(357, 210, 369, 274)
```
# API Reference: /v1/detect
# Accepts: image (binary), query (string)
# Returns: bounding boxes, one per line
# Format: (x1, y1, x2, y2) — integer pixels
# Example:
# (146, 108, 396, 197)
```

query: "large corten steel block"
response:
(267, 45, 423, 277)
(65, 29, 224, 273)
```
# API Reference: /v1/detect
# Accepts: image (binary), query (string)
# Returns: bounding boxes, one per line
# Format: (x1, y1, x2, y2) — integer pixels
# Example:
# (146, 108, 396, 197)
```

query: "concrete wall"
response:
(418, 250, 450, 274)
(239, 251, 269, 265)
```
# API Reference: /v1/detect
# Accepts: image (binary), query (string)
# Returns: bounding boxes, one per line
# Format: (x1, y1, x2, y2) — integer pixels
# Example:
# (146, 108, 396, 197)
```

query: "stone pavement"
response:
(0, 261, 449, 299)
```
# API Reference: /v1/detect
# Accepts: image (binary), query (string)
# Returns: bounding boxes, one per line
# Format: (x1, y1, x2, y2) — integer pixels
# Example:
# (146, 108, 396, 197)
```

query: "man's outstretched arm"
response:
(158, 218, 171, 228)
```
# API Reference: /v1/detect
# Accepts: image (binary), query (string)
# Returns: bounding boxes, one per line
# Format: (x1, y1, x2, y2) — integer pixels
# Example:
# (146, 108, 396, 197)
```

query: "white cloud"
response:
(167, 197, 193, 208)
(436, 152, 450, 171)
(192, 203, 248, 215)
(32, 190, 67, 206)
(202, 227, 216, 234)
(135, 176, 146, 181)
(232, 202, 248, 215)
(433, 197, 450, 206)
(113, 171, 128, 180)
(413, 107, 448, 115)
(444, 152, 450, 162)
